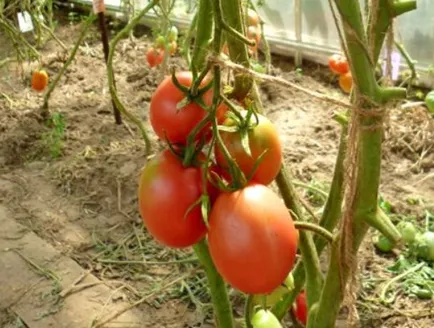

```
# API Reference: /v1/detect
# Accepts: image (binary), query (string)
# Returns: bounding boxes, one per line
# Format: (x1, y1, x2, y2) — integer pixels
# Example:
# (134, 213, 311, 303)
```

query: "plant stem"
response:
(294, 222, 334, 243)
(190, 0, 213, 76)
(42, 14, 96, 118)
(193, 240, 234, 328)
(107, 1, 156, 155)
(275, 167, 323, 309)
(97, 11, 122, 124)
(220, 0, 252, 99)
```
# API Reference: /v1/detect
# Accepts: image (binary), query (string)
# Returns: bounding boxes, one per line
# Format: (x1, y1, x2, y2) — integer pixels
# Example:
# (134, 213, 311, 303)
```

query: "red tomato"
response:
(247, 9, 260, 27)
(146, 47, 164, 68)
(138, 149, 208, 248)
(169, 40, 177, 56)
(150, 71, 213, 144)
(215, 110, 282, 185)
(339, 72, 352, 94)
(328, 54, 349, 75)
(31, 70, 49, 92)
(208, 183, 299, 294)
(292, 290, 307, 325)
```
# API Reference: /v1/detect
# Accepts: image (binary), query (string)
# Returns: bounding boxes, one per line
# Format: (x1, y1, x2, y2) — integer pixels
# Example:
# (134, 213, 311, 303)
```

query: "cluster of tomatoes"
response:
(138, 70, 302, 324)
(328, 54, 352, 94)
(31, 70, 49, 92)
(146, 26, 179, 68)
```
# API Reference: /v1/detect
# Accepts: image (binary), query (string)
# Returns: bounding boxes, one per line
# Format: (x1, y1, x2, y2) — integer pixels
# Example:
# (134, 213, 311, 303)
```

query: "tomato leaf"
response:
(246, 148, 269, 181)
(240, 129, 252, 157)
(201, 195, 210, 228)
(183, 197, 202, 221)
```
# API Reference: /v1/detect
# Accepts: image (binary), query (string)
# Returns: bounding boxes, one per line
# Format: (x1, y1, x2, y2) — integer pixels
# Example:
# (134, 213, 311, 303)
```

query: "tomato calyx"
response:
(170, 69, 213, 112)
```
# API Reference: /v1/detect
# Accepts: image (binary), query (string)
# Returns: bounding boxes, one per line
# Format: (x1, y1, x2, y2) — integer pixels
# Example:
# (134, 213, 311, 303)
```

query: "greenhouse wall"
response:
(72, 0, 434, 87)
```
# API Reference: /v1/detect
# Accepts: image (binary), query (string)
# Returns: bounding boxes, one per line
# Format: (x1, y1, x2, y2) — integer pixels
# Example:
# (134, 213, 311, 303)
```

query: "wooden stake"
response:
(94, 0, 122, 124)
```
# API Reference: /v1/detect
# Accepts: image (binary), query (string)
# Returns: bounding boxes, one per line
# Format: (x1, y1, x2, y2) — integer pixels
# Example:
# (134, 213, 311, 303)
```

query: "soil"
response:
(1, 11, 433, 328)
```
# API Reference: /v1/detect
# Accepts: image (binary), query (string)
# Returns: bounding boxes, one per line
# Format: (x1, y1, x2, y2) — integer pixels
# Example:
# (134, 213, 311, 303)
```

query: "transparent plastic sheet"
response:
(74, 0, 434, 87)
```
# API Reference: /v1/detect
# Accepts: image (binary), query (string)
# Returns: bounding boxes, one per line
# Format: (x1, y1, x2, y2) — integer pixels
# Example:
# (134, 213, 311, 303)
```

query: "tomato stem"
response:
(294, 222, 334, 244)
(42, 14, 96, 118)
(309, 1, 415, 327)
(106, 1, 157, 155)
(193, 240, 234, 328)
(191, 0, 213, 78)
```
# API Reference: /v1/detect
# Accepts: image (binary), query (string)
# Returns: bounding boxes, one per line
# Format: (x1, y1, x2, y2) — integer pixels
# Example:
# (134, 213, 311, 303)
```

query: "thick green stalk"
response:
(275, 167, 323, 309)
(194, 240, 234, 328)
(310, 1, 415, 327)
(314, 126, 347, 251)
(190, 0, 213, 75)
(220, 0, 252, 99)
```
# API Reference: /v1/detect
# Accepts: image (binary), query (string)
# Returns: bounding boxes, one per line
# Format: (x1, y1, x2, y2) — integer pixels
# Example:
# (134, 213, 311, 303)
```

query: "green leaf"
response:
(201, 195, 210, 228)
(240, 129, 252, 157)
(246, 149, 269, 182)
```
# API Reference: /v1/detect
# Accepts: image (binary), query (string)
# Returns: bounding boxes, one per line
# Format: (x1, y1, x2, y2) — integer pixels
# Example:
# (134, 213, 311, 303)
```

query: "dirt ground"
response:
(0, 11, 433, 328)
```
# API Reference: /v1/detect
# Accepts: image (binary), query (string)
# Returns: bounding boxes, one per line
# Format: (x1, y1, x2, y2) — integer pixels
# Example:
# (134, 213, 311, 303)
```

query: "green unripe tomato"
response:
(397, 221, 417, 244)
(252, 62, 266, 74)
(415, 231, 434, 261)
(155, 35, 166, 49)
(424, 90, 434, 113)
(374, 234, 395, 253)
(252, 286, 288, 308)
(168, 26, 178, 42)
(251, 309, 282, 328)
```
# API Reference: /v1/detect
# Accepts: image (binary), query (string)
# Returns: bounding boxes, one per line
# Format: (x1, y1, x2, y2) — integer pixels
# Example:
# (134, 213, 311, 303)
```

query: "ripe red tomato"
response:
(208, 183, 299, 294)
(146, 47, 164, 68)
(138, 149, 209, 248)
(292, 290, 307, 325)
(215, 110, 282, 185)
(31, 70, 49, 92)
(150, 71, 213, 144)
(328, 54, 349, 75)
(247, 9, 260, 27)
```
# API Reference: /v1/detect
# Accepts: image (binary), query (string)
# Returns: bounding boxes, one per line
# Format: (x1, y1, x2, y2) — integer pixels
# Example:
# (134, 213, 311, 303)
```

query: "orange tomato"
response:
(215, 110, 282, 185)
(169, 41, 177, 56)
(31, 70, 48, 92)
(328, 54, 349, 75)
(339, 72, 353, 94)
(247, 9, 260, 27)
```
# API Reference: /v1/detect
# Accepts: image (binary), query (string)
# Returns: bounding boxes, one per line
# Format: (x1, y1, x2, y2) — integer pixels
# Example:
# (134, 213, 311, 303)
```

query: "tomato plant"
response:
(138, 149, 211, 248)
(149, 71, 213, 144)
(339, 72, 352, 94)
(31, 70, 49, 92)
(397, 221, 417, 244)
(328, 54, 349, 75)
(215, 110, 282, 185)
(292, 290, 307, 325)
(146, 47, 164, 68)
(208, 183, 298, 294)
(251, 309, 282, 328)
